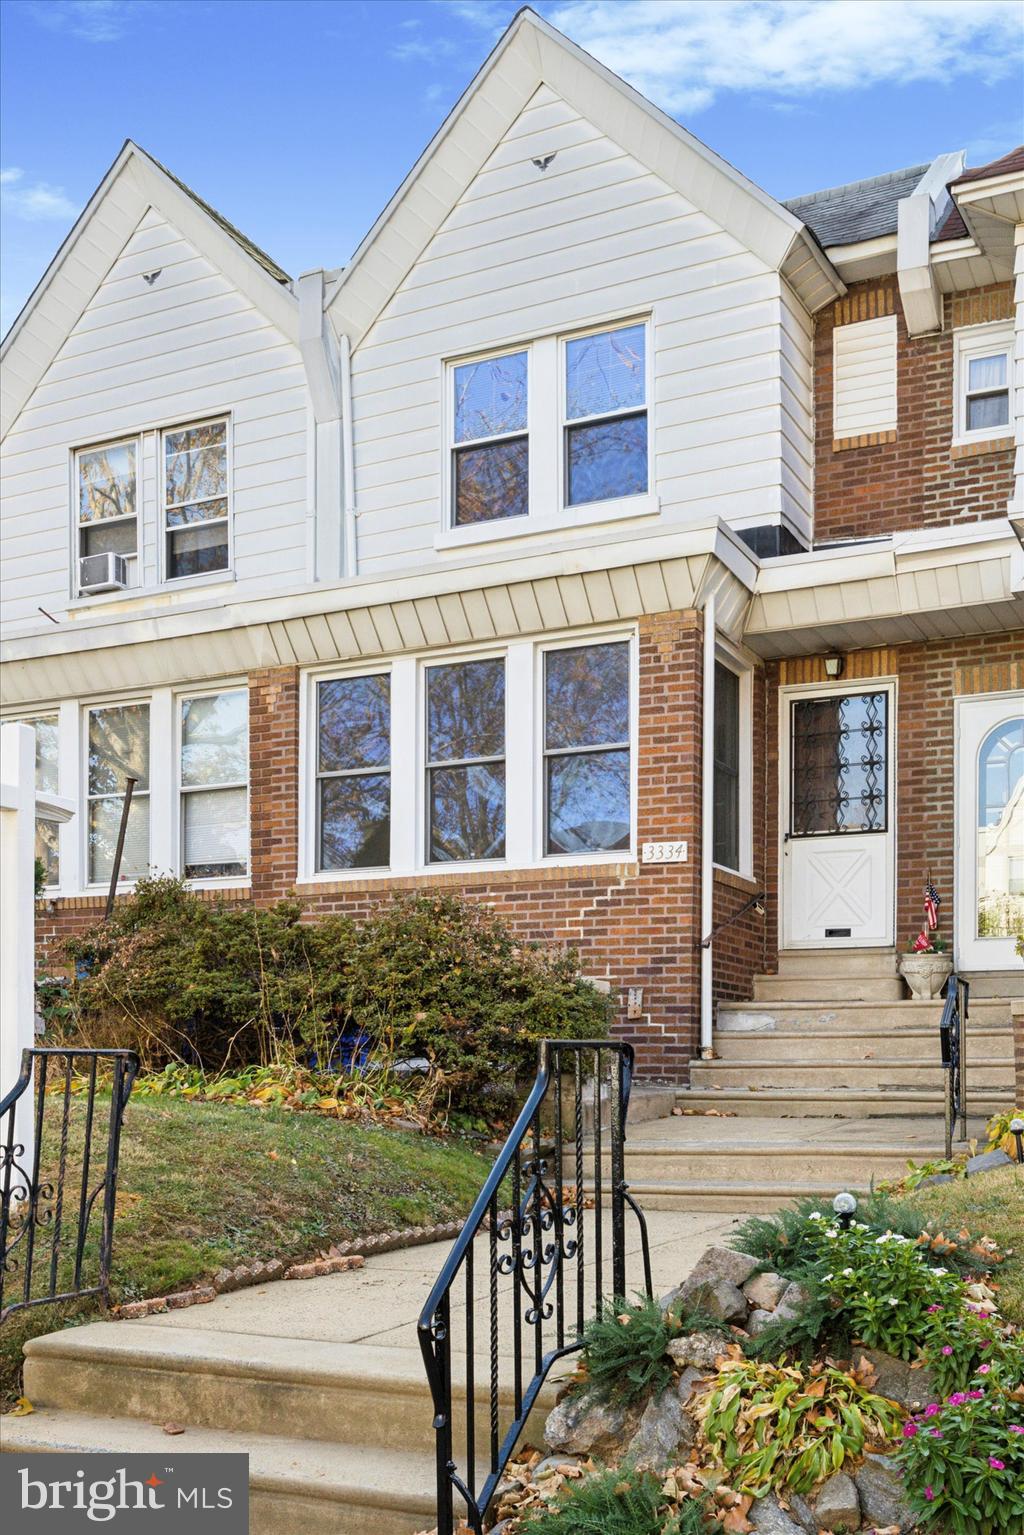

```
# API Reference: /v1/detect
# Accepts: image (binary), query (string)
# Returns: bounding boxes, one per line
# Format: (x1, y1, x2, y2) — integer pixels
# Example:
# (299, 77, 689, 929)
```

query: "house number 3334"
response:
(641, 841, 688, 864)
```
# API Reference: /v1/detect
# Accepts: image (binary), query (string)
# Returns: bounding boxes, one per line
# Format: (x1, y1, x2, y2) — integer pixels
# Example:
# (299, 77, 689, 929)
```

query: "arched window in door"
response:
(976, 715, 1024, 938)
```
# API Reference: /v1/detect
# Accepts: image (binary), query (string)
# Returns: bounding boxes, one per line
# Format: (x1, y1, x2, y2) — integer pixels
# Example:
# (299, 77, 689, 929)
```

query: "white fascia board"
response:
(753, 520, 1019, 598)
(826, 234, 897, 283)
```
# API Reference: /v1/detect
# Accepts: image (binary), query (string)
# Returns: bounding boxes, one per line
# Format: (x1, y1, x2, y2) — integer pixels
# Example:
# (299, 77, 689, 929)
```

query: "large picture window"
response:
(76, 438, 138, 589)
(87, 703, 150, 884)
(180, 691, 248, 879)
(544, 642, 630, 854)
(451, 352, 528, 526)
(564, 323, 647, 506)
(163, 419, 229, 579)
(316, 675, 391, 870)
(426, 658, 506, 861)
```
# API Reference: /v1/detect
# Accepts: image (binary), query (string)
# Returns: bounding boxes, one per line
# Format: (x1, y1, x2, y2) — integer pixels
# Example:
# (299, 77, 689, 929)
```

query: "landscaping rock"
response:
(531, 1454, 586, 1480)
(773, 1281, 811, 1321)
(855, 1453, 914, 1532)
(626, 1385, 695, 1471)
(263, 1259, 285, 1282)
(813, 1471, 860, 1531)
(231, 1265, 252, 1289)
(212, 1268, 239, 1294)
(680, 1276, 748, 1325)
(745, 1307, 776, 1337)
(543, 1389, 639, 1459)
(917, 1172, 955, 1187)
(742, 1271, 788, 1311)
(676, 1365, 704, 1407)
(749, 1492, 807, 1535)
(666, 1329, 732, 1370)
(681, 1245, 760, 1292)
(966, 1148, 1012, 1177)
(785, 1494, 817, 1533)
(859, 1348, 936, 1412)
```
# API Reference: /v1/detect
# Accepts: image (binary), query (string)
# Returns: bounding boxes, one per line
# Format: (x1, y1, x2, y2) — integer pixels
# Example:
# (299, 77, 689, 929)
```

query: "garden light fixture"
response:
(1011, 1118, 1024, 1165)
(833, 1191, 858, 1230)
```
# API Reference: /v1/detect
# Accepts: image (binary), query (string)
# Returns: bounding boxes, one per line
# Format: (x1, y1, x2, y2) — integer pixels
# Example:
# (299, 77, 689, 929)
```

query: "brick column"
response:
(1013, 1000, 1024, 1107)
(249, 666, 300, 905)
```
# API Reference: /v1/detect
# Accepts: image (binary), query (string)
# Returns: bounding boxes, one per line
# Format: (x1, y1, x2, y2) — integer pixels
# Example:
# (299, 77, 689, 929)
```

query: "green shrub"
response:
(815, 1223, 965, 1361)
(896, 1375, 1024, 1535)
(574, 1295, 719, 1408)
(524, 1464, 713, 1535)
(921, 1301, 1024, 1398)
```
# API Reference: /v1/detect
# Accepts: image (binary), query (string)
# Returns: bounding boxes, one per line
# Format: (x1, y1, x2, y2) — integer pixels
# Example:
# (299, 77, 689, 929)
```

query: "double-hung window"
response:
(87, 703, 150, 884)
(564, 323, 647, 506)
(544, 641, 630, 854)
(316, 675, 391, 870)
(180, 690, 248, 879)
(76, 438, 138, 591)
(955, 324, 1013, 441)
(24, 716, 60, 887)
(451, 352, 529, 526)
(426, 658, 506, 861)
(163, 419, 230, 579)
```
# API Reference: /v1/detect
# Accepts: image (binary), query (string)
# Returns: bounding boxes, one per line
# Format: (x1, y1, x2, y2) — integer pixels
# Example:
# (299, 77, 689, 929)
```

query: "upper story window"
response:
(452, 352, 529, 526)
(544, 641, 630, 854)
(87, 702, 150, 885)
(180, 690, 248, 880)
(426, 657, 506, 861)
(76, 438, 138, 594)
(954, 323, 1012, 442)
(564, 324, 647, 506)
(24, 715, 60, 887)
(163, 419, 230, 579)
(316, 674, 391, 870)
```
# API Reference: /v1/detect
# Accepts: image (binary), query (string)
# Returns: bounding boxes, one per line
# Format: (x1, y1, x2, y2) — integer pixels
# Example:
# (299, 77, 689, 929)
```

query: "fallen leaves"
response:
(8, 1397, 34, 1417)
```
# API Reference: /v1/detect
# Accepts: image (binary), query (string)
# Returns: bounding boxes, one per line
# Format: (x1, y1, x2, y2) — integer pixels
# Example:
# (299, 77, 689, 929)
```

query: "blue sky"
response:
(2, 0, 1022, 333)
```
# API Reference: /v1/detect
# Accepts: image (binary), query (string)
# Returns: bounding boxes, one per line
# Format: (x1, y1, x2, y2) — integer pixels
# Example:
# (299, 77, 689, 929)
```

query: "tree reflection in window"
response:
(316, 675, 391, 870)
(427, 659, 505, 861)
(565, 324, 647, 506)
(545, 642, 630, 854)
(452, 352, 528, 525)
(976, 715, 1024, 938)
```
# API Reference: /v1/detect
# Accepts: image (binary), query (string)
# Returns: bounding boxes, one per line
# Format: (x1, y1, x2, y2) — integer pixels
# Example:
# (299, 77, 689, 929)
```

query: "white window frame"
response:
(299, 626, 638, 883)
(437, 315, 657, 553)
(311, 667, 392, 875)
(72, 434, 141, 597)
(953, 321, 1014, 445)
(176, 684, 250, 887)
(14, 713, 61, 891)
(160, 415, 233, 585)
(712, 641, 753, 880)
(82, 696, 156, 892)
(423, 649, 509, 868)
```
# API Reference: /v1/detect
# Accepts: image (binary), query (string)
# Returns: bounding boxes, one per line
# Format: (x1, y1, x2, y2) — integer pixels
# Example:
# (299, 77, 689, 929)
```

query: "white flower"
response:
(932, 1267, 948, 1277)
(842, 1267, 855, 1276)
(808, 1212, 823, 1222)
(822, 1273, 834, 1282)
(888, 1297, 899, 1307)
(826, 1227, 839, 1239)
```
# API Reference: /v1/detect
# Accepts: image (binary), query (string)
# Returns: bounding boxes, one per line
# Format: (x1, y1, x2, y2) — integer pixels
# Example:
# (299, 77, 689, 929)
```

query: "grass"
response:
(901, 1163, 1024, 1325)
(1, 1093, 493, 1409)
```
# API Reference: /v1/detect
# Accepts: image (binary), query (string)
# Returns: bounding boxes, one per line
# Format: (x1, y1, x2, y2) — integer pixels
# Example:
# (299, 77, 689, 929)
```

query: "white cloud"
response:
(1, 168, 78, 222)
(545, 0, 1024, 114)
(28, 0, 135, 43)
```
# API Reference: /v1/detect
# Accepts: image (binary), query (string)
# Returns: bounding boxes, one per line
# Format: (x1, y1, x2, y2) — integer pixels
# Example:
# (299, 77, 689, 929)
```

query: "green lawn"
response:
(902, 1164, 1024, 1324)
(1, 1094, 493, 1408)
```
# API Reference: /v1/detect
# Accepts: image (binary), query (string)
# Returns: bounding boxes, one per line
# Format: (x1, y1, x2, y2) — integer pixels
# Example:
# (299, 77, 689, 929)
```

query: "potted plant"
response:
(900, 934, 953, 999)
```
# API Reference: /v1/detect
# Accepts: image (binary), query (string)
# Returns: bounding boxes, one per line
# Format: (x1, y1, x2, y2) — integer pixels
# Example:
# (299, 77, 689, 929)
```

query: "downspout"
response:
(700, 594, 716, 1058)
(340, 331, 357, 579)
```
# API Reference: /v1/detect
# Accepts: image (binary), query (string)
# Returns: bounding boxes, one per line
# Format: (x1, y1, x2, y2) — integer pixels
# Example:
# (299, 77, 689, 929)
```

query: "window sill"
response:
(298, 851, 639, 889)
(68, 570, 235, 616)
(713, 865, 758, 893)
(434, 493, 659, 552)
(950, 434, 1014, 460)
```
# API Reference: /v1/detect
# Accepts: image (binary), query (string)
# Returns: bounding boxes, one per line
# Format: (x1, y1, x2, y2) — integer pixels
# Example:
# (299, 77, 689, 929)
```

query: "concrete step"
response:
(752, 974, 905, 1003)
(688, 1058, 1013, 1092)
(618, 1140, 950, 1187)
(717, 998, 1012, 1032)
(673, 1086, 1008, 1118)
(623, 1182, 868, 1215)
(0, 1409, 434, 1535)
(777, 948, 899, 979)
(710, 1026, 1013, 1063)
(20, 1325, 551, 1459)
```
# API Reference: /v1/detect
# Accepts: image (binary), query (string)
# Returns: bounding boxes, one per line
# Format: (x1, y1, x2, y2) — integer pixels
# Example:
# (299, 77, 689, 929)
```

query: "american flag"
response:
(924, 881, 941, 931)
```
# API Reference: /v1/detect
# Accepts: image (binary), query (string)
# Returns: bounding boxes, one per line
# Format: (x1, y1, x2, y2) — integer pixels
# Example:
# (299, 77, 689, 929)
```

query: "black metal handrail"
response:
(700, 891, 766, 948)
(939, 974, 968, 1160)
(1, 1047, 139, 1323)
(418, 1039, 651, 1535)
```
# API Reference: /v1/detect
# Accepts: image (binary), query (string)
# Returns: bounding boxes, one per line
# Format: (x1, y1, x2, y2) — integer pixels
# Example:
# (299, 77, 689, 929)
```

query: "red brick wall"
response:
(814, 282, 1014, 543)
(36, 612, 709, 1080)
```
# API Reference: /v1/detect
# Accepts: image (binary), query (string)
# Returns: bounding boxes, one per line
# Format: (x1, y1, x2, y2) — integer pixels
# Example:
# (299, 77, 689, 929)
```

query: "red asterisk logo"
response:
(145, 1475, 163, 1488)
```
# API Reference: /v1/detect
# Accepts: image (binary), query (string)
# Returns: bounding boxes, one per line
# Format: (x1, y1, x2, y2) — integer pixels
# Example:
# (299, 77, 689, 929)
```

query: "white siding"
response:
(779, 280, 814, 539)
(832, 314, 897, 439)
(350, 86, 809, 575)
(1, 209, 308, 632)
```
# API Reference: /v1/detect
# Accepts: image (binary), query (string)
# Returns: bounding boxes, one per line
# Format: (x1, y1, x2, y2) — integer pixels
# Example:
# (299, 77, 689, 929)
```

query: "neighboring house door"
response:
(781, 682, 895, 949)
(955, 694, 1024, 972)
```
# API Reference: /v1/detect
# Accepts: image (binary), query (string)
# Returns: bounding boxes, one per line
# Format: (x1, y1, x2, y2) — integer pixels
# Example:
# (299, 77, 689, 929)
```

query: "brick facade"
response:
(814, 281, 1014, 543)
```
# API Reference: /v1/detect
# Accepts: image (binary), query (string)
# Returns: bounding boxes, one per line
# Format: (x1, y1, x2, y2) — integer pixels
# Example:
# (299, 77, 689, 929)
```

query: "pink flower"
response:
(968, 1390, 985, 1400)
(924, 1487, 935, 1501)
(924, 1404, 941, 1418)
(903, 1422, 918, 1439)
(989, 1458, 1006, 1471)
(1010, 1426, 1024, 1435)
(927, 1305, 943, 1313)
(977, 1310, 990, 1319)
(929, 1429, 943, 1438)
(977, 1364, 991, 1374)
(942, 1346, 953, 1355)
(947, 1393, 968, 1405)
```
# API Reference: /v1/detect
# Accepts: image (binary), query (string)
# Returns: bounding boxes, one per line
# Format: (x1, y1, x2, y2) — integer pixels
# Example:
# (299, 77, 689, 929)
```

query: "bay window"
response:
(163, 419, 230, 579)
(544, 642, 630, 854)
(316, 674, 391, 870)
(87, 703, 150, 884)
(76, 438, 138, 591)
(564, 323, 647, 506)
(426, 658, 506, 861)
(451, 351, 528, 526)
(180, 690, 248, 879)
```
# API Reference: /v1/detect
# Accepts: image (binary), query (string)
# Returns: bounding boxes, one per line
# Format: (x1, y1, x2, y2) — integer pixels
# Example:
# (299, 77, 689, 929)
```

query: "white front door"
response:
(781, 683, 895, 948)
(955, 694, 1024, 971)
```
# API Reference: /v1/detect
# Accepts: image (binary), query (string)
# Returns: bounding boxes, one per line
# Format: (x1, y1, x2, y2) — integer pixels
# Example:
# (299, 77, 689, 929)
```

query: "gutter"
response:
(897, 150, 965, 335)
(700, 593, 716, 1058)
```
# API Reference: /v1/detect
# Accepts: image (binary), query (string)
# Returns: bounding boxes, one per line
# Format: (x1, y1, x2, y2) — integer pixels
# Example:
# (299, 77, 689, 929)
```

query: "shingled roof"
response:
(784, 163, 929, 248)
(143, 145, 290, 284)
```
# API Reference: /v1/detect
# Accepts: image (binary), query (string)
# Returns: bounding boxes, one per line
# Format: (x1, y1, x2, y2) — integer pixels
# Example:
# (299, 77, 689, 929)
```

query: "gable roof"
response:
(953, 145, 1024, 185)
(784, 163, 930, 247)
(1, 141, 297, 441)
(325, 7, 842, 343)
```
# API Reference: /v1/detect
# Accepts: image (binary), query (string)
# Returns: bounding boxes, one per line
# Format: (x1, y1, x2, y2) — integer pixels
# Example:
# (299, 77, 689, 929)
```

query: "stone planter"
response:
(899, 951, 953, 1000)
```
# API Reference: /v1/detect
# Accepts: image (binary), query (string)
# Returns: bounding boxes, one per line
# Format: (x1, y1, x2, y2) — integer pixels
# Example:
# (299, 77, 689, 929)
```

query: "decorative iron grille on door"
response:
(790, 692, 888, 837)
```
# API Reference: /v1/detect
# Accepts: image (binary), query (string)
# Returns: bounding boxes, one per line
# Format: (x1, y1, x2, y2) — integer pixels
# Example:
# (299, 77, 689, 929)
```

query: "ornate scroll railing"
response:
(939, 974, 968, 1160)
(1, 1048, 139, 1324)
(418, 1039, 651, 1535)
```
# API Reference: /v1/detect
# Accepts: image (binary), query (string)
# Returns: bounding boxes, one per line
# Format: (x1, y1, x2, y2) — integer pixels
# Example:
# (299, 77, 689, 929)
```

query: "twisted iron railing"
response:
(418, 1039, 651, 1535)
(939, 974, 968, 1160)
(1, 1047, 139, 1323)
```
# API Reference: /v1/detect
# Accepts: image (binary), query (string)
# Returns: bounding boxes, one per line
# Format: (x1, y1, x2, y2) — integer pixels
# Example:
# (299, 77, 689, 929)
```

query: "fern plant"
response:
(524, 1464, 713, 1534)
(575, 1295, 721, 1408)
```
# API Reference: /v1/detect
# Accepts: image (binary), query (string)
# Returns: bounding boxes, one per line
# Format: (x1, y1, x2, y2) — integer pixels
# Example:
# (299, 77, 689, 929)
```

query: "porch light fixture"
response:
(1011, 1118, 1024, 1165)
(823, 655, 845, 679)
(833, 1190, 858, 1230)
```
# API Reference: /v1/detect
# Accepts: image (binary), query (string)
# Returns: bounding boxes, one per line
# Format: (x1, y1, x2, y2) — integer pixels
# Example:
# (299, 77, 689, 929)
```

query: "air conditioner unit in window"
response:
(79, 552, 128, 594)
